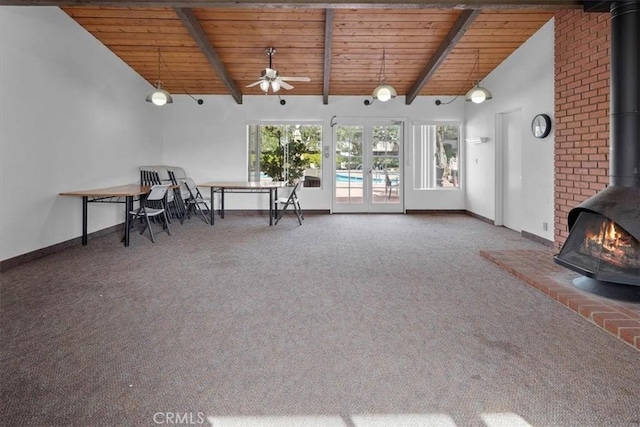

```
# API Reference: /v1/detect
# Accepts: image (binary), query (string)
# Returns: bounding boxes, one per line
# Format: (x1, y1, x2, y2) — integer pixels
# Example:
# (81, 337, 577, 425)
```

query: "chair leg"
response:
(143, 214, 155, 243)
(274, 202, 289, 225)
(171, 201, 181, 223)
(129, 209, 141, 230)
(294, 205, 303, 225)
(162, 211, 172, 236)
(291, 198, 302, 225)
(200, 201, 211, 224)
(161, 200, 172, 225)
(275, 199, 302, 225)
(174, 190, 187, 224)
(192, 200, 209, 224)
(295, 199, 304, 220)
(137, 209, 150, 236)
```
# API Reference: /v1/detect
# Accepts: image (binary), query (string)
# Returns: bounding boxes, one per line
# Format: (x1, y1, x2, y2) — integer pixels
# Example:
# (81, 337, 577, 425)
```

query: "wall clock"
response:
(531, 113, 552, 138)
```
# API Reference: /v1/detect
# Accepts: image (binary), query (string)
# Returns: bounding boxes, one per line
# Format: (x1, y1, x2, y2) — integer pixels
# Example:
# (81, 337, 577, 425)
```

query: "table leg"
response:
(221, 189, 225, 219)
(209, 187, 215, 225)
(82, 196, 88, 246)
(124, 195, 133, 247)
(270, 188, 276, 226)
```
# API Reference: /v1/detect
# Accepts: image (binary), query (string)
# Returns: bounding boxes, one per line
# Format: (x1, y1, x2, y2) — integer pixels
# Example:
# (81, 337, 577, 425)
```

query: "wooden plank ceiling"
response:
(57, 2, 569, 103)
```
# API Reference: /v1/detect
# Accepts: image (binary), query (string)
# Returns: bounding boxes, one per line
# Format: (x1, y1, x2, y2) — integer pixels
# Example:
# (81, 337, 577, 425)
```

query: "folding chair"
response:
(166, 169, 189, 223)
(182, 178, 210, 224)
(274, 180, 304, 225)
(129, 184, 172, 242)
(385, 171, 399, 199)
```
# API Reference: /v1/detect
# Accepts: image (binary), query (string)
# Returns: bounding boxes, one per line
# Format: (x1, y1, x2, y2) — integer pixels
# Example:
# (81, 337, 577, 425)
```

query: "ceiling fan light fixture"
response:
(465, 85, 492, 104)
(248, 47, 311, 94)
(145, 80, 173, 106)
(372, 84, 397, 102)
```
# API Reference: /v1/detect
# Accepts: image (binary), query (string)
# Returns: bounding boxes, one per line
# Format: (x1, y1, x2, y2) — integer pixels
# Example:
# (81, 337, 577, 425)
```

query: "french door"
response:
(332, 121, 403, 213)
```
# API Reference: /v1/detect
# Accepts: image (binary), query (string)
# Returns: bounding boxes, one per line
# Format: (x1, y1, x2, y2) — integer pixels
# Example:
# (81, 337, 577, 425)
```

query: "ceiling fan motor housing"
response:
(262, 68, 278, 80)
(245, 47, 310, 93)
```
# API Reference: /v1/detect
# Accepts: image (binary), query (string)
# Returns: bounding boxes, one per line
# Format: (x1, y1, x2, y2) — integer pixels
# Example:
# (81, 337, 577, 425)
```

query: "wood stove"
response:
(555, 187, 640, 285)
(554, 1, 640, 288)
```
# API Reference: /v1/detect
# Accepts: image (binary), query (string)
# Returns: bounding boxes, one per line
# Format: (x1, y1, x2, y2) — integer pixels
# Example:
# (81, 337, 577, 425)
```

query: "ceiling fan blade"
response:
(279, 80, 294, 90)
(246, 80, 264, 88)
(280, 76, 311, 82)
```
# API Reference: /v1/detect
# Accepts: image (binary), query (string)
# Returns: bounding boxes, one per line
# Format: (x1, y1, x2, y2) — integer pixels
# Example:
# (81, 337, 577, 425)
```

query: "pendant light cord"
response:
(157, 47, 162, 83)
(474, 50, 480, 85)
(378, 50, 387, 84)
(434, 51, 482, 106)
(158, 48, 203, 104)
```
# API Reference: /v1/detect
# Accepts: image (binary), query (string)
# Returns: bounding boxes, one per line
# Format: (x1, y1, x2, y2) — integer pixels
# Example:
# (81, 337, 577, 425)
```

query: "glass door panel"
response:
(334, 125, 364, 207)
(333, 122, 403, 213)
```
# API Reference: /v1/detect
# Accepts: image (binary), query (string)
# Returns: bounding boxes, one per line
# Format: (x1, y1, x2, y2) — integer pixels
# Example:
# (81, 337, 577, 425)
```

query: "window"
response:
(248, 123, 322, 187)
(413, 122, 461, 189)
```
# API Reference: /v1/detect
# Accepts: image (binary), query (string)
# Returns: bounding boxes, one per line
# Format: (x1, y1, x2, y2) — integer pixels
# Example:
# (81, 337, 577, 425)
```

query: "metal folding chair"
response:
(166, 169, 189, 223)
(274, 180, 304, 225)
(129, 184, 172, 242)
(182, 178, 210, 224)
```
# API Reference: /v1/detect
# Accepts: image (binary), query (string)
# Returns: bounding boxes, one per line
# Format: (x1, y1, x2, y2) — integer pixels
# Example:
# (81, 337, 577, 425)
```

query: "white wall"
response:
(1, 7, 556, 261)
(464, 18, 555, 241)
(161, 94, 467, 211)
(0, 7, 161, 261)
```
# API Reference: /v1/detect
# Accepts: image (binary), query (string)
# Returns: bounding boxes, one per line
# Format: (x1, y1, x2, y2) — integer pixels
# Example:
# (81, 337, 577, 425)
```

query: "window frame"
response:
(412, 121, 463, 191)
(247, 121, 323, 188)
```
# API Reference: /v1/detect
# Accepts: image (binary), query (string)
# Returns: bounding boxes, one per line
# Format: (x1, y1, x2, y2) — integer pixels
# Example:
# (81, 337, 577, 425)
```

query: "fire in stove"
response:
(582, 219, 640, 270)
(554, 211, 640, 286)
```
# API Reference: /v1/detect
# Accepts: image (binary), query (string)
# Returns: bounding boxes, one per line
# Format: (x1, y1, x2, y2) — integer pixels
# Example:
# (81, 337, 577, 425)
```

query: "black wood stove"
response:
(554, 1, 640, 290)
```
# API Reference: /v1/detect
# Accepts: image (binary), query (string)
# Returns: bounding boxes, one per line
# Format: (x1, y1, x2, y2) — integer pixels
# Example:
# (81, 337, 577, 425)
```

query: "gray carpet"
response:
(1, 213, 639, 427)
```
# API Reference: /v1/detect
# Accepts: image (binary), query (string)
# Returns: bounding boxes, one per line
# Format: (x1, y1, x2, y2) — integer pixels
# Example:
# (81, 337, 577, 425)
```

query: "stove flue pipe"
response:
(610, 1, 640, 188)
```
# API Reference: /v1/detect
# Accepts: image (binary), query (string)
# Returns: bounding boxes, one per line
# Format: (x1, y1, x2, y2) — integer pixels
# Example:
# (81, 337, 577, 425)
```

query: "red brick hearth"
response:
(481, 249, 640, 351)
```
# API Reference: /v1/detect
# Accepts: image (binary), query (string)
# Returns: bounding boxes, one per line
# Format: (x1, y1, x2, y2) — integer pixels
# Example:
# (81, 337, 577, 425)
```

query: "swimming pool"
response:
(336, 173, 386, 184)
(259, 172, 390, 184)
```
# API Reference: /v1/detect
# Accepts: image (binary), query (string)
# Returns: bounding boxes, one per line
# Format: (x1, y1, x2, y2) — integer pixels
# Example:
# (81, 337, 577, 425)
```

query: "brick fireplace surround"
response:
(554, 9, 611, 245)
(486, 9, 639, 351)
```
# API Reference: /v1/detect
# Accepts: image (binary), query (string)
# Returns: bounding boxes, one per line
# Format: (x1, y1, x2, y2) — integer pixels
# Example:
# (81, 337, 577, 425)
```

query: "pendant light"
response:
(372, 50, 397, 102)
(465, 50, 492, 104)
(145, 48, 173, 106)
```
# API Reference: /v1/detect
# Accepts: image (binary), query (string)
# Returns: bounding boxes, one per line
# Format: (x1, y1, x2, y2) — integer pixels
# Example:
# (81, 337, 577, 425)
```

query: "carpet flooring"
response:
(1, 213, 639, 427)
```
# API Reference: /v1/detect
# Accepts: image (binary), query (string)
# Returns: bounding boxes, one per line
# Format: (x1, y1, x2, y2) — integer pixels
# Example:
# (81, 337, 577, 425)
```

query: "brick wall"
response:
(554, 10, 610, 248)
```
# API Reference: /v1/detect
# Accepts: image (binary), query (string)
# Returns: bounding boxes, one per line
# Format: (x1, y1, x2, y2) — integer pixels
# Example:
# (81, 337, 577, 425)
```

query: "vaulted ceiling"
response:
(5, 1, 605, 104)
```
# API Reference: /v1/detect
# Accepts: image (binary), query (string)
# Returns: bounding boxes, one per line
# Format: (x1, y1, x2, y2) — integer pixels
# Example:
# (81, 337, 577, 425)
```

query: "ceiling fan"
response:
(246, 47, 310, 93)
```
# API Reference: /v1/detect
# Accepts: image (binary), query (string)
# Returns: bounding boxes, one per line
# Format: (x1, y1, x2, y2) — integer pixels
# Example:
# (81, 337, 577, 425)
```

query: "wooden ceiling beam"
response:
(173, 7, 243, 103)
(0, 0, 584, 9)
(322, 9, 334, 105)
(405, 8, 480, 104)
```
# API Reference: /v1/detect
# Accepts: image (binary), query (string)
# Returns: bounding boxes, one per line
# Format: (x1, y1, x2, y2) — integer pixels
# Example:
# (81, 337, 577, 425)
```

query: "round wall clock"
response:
(532, 113, 552, 138)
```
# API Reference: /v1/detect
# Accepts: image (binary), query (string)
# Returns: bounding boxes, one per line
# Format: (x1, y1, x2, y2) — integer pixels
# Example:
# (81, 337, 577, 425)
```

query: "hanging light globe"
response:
(146, 81, 173, 106)
(465, 85, 492, 104)
(372, 84, 397, 102)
